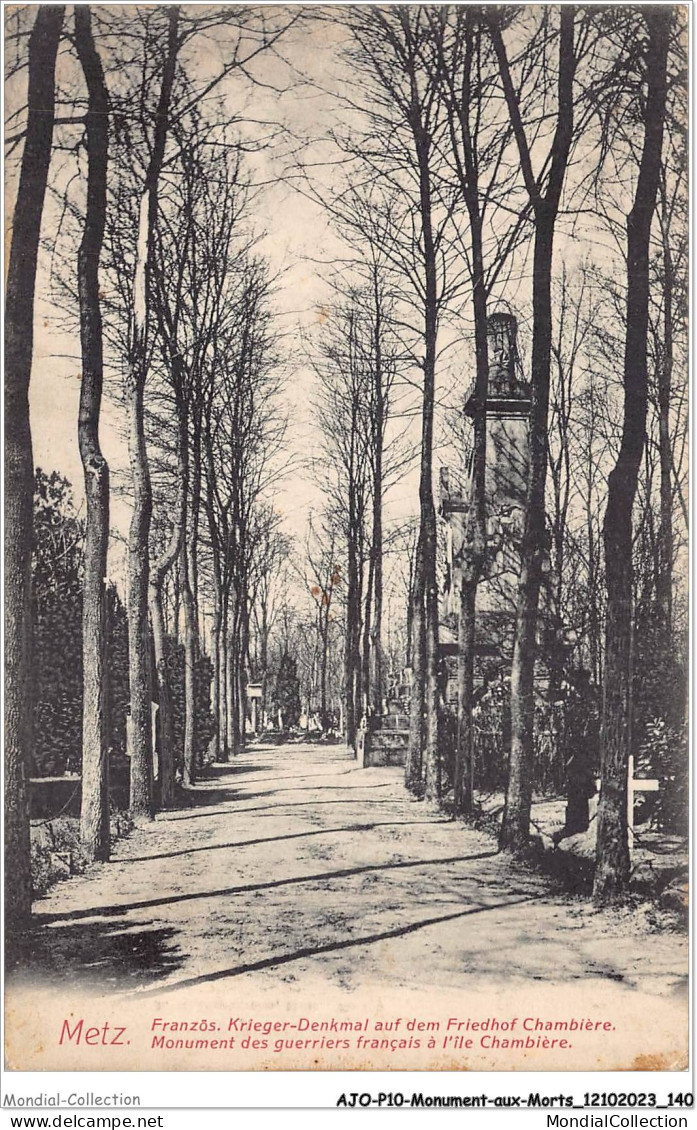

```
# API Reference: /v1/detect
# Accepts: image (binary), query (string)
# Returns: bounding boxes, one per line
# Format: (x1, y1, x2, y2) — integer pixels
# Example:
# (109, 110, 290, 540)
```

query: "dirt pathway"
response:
(6, 741, 687, 1071)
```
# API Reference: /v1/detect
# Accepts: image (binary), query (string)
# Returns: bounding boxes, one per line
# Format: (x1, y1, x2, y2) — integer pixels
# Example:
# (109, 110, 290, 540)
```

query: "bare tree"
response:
(148, 478, 182, 805)
(149, 128, 244, 787)
(333, 8, 468, 798)
(103, 4, 296, 805)
(546, 267, 592, 694)
(304, 515, 341, 729)
(649, 69, 688, 692)
(124, 6, 180, 817)
(488, 6, 576, 852)
(249, 518, 291, 727)
(594, 8, 671, 904)
(202, 256, 286, 759)
(74, 5, 111, 860)
(5, 5, 64, 926)
(313, 299, 371, 744)
(426, 7, 530, 814)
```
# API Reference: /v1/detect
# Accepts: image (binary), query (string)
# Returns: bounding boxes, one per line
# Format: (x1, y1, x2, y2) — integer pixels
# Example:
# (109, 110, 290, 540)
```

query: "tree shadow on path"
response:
(36, 850, 502, 924)
(120, 820, 452, 865)
(8, 919, 184, 991)
(132, 896, 539, 997)
(160, 783, 395, 822)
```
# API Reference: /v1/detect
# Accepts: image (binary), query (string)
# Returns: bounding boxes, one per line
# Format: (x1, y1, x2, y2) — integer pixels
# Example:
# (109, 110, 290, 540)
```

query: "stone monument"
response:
(439, 311, 531, 696)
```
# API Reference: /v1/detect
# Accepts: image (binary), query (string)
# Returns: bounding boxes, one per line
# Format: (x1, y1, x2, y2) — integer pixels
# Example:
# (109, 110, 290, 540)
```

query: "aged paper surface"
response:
(4, 3, 688, 1077)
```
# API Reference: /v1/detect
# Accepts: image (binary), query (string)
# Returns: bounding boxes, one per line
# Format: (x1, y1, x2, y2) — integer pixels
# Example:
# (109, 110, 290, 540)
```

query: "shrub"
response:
(637, 718, 688, 836)
(30, 806, 135, 899)
(273, 651, 301, 730)
(30, 818, 90, 898)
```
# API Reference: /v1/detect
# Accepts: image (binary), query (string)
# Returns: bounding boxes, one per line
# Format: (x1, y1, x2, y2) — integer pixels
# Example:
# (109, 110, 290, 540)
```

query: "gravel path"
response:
(6, 741, 688, 1071)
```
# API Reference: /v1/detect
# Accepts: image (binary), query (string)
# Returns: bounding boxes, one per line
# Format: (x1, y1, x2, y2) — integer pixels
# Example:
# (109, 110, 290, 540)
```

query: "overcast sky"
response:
(10, 4, 637, 599)
(15, 8, 426, 589)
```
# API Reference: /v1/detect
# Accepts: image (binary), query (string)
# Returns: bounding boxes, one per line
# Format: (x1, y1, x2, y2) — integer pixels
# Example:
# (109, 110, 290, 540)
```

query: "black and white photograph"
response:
(3, 1, 688, 1077)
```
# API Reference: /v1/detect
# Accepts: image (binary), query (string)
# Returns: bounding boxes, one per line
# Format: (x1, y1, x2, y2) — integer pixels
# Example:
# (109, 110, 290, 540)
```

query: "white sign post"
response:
(627, 754, 659, 858)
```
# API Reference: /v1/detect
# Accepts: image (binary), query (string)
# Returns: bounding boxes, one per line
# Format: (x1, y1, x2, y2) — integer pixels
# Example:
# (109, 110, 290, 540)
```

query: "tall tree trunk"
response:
(370, 267, 385, 712)
(320, 610, 329, 727)
(184, 469, 201, 764)
(352, 533, 365, 733)
(209, 549, 222, 759)
(491, 8, 575, 852)
(227, 625, 237, 753)
(260, 602, 269, 729)
(126, 354, 154, 815)
(594, 10, 670, 904)
(500, 220, 555, 850)
(414, 127, 441, 802)
(454, 52, 489, 812)
(371, 520, 383, 712)
(423, 505, 440, 800)
(127, 6, 179, 818)
(148, 453, 184, 806)
(171, 563, 181, 642)
(180, 536, 197, 785)
(237, 597, 250, 749)
(189, 423, 202, 610)
(204, 463, 224, 759)
(583, 405, 602, 688)
(405, 540, 416, 666)
(405, 535, 425, 792)
(150, 579, 174, 804)
(226, 586, 239, 753)
(344, 518, 359, 747)
(5, 5, 64, 927)
(362, 548, 374, 711)
(454, 248, 488, 818)
(104, 585, 116, 760)
(75, 5, 110, 859)
(219, 591, 229, 760)
(657, 188, 674, 654)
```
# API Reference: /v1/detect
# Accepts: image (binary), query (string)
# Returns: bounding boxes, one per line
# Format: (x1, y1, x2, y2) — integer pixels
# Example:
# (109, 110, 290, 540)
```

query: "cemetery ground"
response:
(5, 741, 688, 1071)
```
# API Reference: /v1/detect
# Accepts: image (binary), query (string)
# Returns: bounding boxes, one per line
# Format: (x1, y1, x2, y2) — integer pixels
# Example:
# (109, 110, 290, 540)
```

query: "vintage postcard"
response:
(3, 3, 688, 1077)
